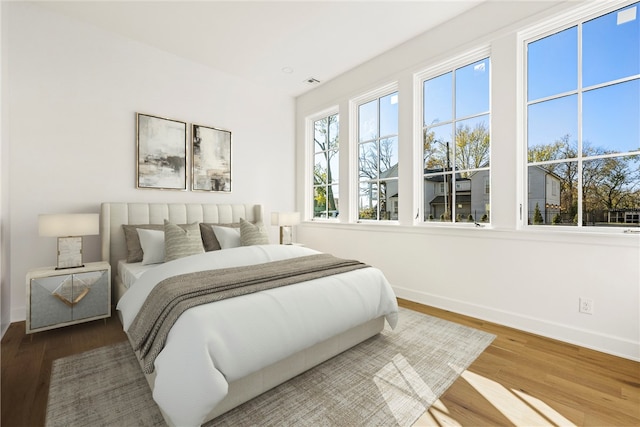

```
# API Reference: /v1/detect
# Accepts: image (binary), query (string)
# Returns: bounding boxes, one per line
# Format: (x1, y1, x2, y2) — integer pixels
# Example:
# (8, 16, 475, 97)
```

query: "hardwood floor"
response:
(401, 299, 640, 427)
(1, 300, 638, 426)
(1, 315, 127, 427)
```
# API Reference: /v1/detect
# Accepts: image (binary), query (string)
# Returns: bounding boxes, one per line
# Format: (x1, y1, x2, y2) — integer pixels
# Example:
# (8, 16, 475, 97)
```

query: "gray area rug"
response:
(46, 308, 495, 427)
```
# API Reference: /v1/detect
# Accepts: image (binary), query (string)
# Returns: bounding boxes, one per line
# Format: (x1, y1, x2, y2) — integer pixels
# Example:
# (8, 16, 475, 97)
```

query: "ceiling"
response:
(35, 1, 484, 97)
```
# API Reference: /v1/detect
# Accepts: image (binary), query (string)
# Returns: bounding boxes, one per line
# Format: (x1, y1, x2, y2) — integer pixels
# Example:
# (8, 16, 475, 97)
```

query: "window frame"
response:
(306, 106, 340, 222)
(414, 46, 492, 227)
(350, 82, 400, 223)
(519, 0, 640, 232)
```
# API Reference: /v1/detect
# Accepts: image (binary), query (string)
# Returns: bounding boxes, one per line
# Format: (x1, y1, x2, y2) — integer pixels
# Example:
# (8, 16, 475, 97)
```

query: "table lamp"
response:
(38, 213, 100, 269)
(270, 212, 300, 245)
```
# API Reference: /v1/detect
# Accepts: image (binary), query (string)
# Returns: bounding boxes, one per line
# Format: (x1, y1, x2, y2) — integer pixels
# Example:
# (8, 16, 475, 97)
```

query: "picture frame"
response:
(136, 113, 187, 190)
(191, 123, 232, 192)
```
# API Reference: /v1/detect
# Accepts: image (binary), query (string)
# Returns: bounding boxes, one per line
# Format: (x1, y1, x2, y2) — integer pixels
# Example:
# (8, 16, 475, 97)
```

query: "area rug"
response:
(46, 308, 495, 427)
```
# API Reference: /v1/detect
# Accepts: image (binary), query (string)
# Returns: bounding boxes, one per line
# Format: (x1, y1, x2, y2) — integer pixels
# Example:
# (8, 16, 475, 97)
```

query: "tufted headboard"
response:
(100, 202, 263, 292)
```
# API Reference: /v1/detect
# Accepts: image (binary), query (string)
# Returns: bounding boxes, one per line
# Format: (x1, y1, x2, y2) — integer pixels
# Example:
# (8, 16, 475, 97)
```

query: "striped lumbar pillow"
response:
(240, 218, 269, 246)
(164, 220, 204, 262)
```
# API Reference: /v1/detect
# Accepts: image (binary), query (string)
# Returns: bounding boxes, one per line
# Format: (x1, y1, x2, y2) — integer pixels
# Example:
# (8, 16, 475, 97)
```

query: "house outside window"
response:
(418, 50, 491, 224)
(312, 112, 339, 219)
(524, 1, 639, 227)
(356, 88, 399, 221)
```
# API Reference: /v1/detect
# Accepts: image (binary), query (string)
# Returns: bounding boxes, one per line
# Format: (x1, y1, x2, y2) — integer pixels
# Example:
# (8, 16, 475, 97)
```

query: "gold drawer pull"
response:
(53, 287, 90, 307)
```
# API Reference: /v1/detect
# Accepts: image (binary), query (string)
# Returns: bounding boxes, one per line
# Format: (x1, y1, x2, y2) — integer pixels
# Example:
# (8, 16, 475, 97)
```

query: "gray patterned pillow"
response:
(240, 218, 269, 246)
(164, 220, 204, 262)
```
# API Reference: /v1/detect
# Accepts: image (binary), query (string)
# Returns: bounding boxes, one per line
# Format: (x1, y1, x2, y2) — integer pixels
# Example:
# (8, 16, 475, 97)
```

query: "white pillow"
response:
(211, 225, 241, 249)
(136, 228, 165, 265)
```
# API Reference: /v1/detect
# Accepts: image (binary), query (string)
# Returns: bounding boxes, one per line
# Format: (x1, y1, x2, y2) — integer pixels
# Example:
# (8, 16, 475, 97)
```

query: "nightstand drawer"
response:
(26, 262, 111, 333)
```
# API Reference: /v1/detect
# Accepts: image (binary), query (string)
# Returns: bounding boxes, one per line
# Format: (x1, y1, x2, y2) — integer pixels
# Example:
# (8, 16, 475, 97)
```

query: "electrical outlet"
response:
(579, 297, 594, 315)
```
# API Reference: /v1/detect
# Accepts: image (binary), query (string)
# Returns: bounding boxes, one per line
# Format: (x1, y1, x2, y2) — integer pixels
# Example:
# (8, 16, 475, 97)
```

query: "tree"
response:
(584, 155, 640, 212)
(314, 115, 339, 214)
(533, 203, 544, 224)
(530, 135, 640, 225)
(455, 122, 490, 171)
(358, 137, 397, 219)
(423, 122, 489, 171)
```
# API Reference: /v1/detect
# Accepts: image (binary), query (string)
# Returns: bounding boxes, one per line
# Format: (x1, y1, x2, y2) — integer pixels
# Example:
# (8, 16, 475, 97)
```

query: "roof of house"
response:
(429, 195, 472, 204)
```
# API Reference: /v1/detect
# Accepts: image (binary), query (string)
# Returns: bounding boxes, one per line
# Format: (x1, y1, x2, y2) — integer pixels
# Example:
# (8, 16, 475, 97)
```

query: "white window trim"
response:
(305, 106, 339, 222)
(517, 0, 639, 233)
(413, 45, 492, 228)
(349, 81, 400, 224)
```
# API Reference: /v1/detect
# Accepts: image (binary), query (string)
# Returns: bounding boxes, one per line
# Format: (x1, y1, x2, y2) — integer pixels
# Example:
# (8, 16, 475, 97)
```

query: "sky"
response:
(420, 2, 639, 160)
(527, 2, 639, 157)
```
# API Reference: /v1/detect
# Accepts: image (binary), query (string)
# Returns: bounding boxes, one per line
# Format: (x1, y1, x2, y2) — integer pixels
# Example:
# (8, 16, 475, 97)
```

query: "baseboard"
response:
(1, 318, 9, 339)
(394, 286, 640, 362)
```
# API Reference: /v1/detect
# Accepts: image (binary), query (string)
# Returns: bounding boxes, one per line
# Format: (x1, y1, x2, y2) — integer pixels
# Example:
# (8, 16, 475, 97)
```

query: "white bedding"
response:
(117, 260, 153, 289)
(117, 244, 398, 427)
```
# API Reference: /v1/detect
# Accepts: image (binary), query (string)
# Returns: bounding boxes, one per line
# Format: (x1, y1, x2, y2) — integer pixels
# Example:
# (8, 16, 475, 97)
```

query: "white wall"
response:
(3, 2, 296, 324)
(296, 1, 640, 360)
(1, 0, 9, 337)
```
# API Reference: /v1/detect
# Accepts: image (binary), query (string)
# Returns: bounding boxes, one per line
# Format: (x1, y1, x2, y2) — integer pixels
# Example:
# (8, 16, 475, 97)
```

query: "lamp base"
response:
(279, 226, 293, 245)
(56, 236, 84, 269)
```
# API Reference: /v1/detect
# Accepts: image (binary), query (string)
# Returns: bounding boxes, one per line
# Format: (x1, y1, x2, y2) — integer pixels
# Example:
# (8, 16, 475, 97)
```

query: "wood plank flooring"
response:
(402, 299, 640, 427)
(1, 315, 127, 427)
(1, 299, 638, 426)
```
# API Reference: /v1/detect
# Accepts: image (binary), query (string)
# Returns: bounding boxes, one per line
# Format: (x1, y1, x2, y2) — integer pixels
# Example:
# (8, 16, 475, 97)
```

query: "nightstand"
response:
(26, 261, 111, 334)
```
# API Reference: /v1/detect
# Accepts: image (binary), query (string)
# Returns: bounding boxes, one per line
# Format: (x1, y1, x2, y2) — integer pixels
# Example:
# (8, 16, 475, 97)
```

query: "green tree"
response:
(533, 203, 544, 224)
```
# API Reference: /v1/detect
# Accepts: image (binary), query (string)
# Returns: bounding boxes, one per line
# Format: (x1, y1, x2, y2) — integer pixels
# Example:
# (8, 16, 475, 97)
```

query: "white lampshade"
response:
(271, 212, 301, 227)
(38, 213, 99, 237)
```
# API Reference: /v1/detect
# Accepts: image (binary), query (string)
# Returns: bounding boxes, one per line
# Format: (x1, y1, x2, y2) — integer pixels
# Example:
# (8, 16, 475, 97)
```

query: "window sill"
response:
(300, 220, 639, 247)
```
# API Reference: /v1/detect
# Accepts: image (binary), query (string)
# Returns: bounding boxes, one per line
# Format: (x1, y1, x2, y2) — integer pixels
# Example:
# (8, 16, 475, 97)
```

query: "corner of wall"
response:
(0, 0, 12, 339)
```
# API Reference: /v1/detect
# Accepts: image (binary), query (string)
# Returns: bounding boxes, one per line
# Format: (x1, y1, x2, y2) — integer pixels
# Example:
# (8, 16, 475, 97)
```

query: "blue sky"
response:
(527, 2, 639, 157)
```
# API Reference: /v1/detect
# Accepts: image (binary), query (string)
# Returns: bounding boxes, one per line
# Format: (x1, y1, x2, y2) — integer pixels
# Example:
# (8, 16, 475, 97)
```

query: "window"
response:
(420, 53, 491, 224)
(312, 112, 339, 219)
(357, 90, 399, 221)
(525, 2, 639, 228)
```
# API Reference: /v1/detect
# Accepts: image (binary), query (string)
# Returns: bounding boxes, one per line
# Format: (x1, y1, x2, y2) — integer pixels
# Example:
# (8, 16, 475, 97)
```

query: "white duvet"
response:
(117, 245, 398, 426)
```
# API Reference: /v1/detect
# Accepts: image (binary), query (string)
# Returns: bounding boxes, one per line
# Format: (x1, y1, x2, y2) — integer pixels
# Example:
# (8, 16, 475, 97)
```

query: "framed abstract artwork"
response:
(136, 113, 187, 190)
(191, 123, 231, 192)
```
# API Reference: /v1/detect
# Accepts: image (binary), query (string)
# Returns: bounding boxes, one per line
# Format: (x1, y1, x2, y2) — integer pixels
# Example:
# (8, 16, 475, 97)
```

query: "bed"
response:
(100, 202, 398, 426)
